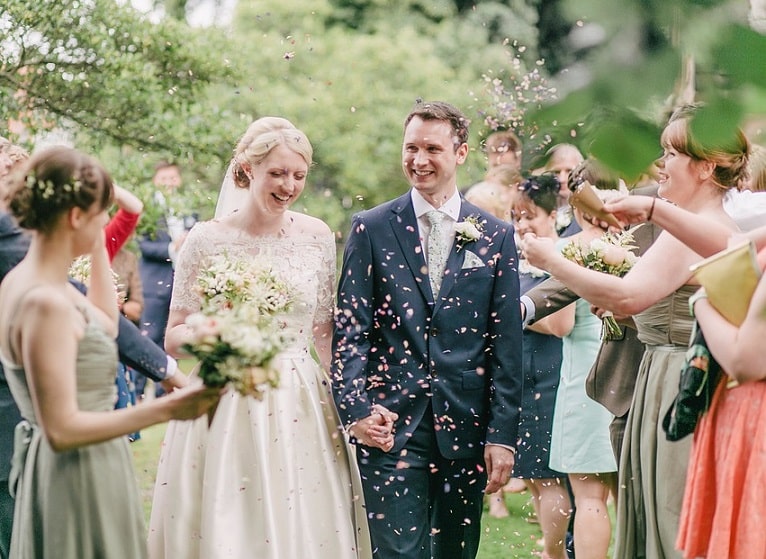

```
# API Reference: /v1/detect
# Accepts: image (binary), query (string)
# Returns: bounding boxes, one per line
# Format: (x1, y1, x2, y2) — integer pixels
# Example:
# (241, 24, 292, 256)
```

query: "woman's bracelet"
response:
(647, 197, 657, 222)
(688, 287, 708, 317)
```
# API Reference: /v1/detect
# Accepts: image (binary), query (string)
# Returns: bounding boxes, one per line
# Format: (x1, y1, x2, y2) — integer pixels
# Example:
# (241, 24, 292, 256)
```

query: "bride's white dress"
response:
(147, 220, 371, 559)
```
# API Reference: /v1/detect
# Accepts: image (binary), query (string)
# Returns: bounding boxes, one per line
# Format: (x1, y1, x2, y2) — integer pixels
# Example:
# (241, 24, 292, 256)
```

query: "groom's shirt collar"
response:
(410, 189, 461, 221)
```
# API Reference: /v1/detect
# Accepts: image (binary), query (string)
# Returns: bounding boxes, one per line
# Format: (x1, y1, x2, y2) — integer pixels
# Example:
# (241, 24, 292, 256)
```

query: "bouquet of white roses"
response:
(561, 229, 638, 340)
(185, 255, 295, 398)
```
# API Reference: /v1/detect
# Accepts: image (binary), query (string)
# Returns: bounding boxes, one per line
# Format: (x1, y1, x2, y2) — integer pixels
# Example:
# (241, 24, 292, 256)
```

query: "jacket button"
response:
(430, 327, 439, 337)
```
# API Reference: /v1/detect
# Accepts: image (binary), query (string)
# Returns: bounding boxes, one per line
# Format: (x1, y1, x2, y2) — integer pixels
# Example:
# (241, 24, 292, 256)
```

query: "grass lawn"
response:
(131, 421, 558, 559)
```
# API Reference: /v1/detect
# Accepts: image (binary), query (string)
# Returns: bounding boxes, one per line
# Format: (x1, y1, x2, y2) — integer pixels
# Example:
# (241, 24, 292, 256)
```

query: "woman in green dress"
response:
(0, 146, 220, 559)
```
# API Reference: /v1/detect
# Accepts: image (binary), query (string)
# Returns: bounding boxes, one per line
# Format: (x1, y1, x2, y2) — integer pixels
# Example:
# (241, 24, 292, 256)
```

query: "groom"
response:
(333, 100, 523, 559)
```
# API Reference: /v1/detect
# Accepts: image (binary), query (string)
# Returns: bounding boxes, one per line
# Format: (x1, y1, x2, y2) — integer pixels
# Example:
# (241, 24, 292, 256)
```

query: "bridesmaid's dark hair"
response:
(516, 174, 560, 215)
(6, 146, 114, 234)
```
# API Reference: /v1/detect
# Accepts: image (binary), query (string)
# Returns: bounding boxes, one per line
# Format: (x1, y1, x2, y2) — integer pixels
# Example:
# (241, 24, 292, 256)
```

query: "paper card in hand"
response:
(689, 240, 761, 326)
(569, 181, 622, 229)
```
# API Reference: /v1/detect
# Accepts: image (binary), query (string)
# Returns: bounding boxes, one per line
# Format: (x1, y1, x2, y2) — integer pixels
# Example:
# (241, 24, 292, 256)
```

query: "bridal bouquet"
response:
(194, 253, 294, 315)
(561, 230, 638, 340)
(184, 255, 296, 398)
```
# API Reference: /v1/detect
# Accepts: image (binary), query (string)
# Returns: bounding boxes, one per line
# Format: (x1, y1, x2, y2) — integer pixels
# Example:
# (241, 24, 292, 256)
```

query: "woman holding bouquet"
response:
(522, 105, 749, 559)
(148, 117, 373, 559)
(512, 174, 573, 559)
(0, 146, 221, 559)
(521, 166, 621, 559)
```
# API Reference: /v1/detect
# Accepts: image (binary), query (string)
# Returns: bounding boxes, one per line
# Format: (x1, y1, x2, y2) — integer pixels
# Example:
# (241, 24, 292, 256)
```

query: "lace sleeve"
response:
(169, 222, 209, 314)
(314, 232, 337, 326)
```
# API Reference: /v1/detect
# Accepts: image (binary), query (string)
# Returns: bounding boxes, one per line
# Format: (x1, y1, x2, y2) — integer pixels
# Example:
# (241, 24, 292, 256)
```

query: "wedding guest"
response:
(537, 143, 584, 237)
(113, 243, 145, 441)
(523, 174, 620, 559)
(523, 105, 748, 559)
(0, 140, 186, 558)
(137, 161, 193, 399)
(484, 129, 523, 170)
(676, 258, 766, 559)
(333, 100, 523, 559)
(0, 137, 27, 559)
(465, 166, 521, 519)
(512, 174, 572, 559)
(0, 146, 220, 559)
(148, 117, 372, 559)
(464, 178, 513, 221)
(746, 143, 765, 191)
(103, 187, 144, 435)
(523, 164, 663, 463)
(105, 185, 143, 260)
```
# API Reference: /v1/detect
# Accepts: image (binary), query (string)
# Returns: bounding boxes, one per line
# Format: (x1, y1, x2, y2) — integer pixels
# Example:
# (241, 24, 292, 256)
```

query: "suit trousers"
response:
(356, 403, 487, 559)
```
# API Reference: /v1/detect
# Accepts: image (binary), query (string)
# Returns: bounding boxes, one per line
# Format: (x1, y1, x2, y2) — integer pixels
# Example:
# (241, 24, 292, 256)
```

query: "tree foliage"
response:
(527, 0, 766, 181)
(0, 0, 238, 161)
(3, 0, 762, 239)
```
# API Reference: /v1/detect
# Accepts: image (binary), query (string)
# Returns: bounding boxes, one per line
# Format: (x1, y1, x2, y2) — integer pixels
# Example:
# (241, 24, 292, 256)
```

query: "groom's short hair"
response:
(404, 100, 470, 150)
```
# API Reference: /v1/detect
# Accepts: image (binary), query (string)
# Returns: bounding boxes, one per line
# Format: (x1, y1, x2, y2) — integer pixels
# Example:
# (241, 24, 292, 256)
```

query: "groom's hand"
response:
(349, 404, 398, 452)
(484, 445, 515, 494)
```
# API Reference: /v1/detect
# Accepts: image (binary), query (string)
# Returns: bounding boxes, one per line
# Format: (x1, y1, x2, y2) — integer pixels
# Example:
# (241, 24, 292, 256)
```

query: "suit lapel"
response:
(389, 194, 433, 304)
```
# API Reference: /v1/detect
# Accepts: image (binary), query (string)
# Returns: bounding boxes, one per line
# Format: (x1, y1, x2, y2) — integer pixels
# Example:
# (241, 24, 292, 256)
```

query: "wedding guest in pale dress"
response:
(523, 105, 749, 559)
(0, 146, 220, 559)
(148, 117, 373, 559)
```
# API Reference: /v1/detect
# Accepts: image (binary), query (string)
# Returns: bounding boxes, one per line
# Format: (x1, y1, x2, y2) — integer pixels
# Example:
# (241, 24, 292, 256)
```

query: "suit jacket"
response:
(525, 191, 661, 417)
(332, 193, 523, 460)
(0, 212, 172, 480)
(138, 226, 174, 345)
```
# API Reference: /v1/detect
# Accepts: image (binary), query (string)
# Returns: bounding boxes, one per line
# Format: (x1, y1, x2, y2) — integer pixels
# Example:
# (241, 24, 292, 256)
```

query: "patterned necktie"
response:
(427, 210, 449, 295)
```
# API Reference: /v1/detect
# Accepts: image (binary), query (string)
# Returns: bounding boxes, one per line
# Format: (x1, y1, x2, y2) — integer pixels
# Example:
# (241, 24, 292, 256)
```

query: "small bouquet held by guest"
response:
(184, 254, 295, 399)
(561, 229, 638, 340)
(69, 255, 126, 303)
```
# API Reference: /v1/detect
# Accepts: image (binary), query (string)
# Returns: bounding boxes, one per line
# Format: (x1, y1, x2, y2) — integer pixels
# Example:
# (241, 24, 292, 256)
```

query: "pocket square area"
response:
(461, 250, 485, 269)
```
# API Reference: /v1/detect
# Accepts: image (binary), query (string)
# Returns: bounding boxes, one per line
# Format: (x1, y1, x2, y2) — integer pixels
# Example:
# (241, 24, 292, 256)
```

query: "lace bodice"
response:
(171, 220, 336, 346)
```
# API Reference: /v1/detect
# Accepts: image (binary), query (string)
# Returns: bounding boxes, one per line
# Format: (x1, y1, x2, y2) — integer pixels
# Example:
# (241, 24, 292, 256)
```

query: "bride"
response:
(148, 117, 375, 558)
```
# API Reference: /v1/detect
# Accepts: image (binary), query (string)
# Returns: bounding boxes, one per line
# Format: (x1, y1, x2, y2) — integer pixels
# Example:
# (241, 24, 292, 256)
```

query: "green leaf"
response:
(713, 24, 766, 88)
(589, 113, 663, 181)
(689, 96, 745, 149)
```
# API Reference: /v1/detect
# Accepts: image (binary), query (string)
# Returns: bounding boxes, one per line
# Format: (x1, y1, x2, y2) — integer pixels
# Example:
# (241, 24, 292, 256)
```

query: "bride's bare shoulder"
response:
(288, 211, 332, 238)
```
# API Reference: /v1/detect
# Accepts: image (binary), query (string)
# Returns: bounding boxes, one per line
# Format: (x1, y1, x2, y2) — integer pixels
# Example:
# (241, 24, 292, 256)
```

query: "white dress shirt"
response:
(411, 189, 461, 264)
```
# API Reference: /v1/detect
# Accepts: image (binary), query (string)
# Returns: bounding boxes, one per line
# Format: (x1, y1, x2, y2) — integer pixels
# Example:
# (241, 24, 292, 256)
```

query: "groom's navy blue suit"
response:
(333, 193, 523, 559)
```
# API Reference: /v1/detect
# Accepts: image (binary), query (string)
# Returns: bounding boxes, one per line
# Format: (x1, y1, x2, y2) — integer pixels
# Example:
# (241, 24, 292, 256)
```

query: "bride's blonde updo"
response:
(231, 117, 313, 189)
(661, 104, 750, 191)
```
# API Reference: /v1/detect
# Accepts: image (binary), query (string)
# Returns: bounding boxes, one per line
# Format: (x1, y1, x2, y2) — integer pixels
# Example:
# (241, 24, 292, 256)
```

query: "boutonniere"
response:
(555, 206, 572, 232)
(454, 215, 484, 251)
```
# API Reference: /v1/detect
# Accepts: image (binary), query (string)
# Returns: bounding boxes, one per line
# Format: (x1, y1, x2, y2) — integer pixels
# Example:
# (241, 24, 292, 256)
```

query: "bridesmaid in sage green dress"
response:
(0, 146, 219, 559)
(523, 106, 748, 559)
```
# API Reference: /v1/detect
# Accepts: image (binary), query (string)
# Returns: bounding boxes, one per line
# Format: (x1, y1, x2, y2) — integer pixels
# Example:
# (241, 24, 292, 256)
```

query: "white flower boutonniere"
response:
(555, 206, 572, 233)
(454, 215, 484, 251)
